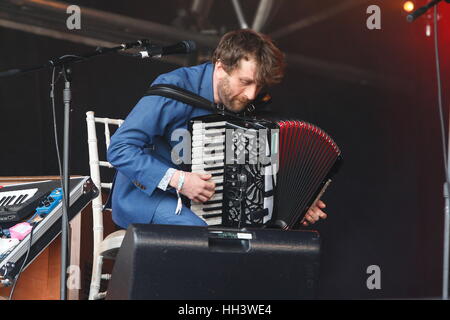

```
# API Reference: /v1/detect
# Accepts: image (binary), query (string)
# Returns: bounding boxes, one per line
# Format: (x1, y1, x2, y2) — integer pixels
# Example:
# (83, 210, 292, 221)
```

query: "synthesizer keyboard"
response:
(0, 184, 50, 225)
(0, 176, 98, 280)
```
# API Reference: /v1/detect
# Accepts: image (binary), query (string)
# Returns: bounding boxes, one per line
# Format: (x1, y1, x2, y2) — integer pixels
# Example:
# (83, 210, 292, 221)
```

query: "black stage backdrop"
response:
(0, 0, 448, 299)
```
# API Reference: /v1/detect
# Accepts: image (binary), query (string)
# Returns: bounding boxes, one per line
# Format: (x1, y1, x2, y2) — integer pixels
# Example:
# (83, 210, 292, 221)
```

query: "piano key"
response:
(201, 156, 225, 162)
(193, 121, 227, 129)
(13, 194, 24, 205)
(204, 133, 226, 139)
(192, 145, 225, 153)
(192, 155, 225, 163)
(192, 127, 226, 133)
(193, 128, 226, 135)
(192, 150, 224, 158)
(202, 216, 222, 225)
(1, 196, 11, 206)
(192, 142, 225, 149)
(190, 193, 223, 204)
(190, 205, 222, 213)
(202, 213, 222, 219)
(198, 166, 225, 172)
(203, 199, 222, 205)
(192, 156, 224, 165)
(192, 135, 225, 142)
(203, 206, 223, 212)
(211, 172, 223, 177)
(192, 141, 225, 149)
(191, 163, 225, 171)
(19, 194, 29, 204)
(200, 209, 222, 216)
(191, 207, 222, 216)
(5, 196, 16, 206)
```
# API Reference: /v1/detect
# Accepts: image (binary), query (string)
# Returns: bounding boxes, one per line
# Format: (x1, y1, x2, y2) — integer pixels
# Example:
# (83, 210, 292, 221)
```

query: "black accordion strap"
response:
(145, 84, 219, 112)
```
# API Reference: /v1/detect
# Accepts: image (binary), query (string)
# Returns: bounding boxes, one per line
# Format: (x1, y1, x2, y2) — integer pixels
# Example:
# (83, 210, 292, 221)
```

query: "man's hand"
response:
(169, 171, 215, 203)
(301, 199, 328, 226)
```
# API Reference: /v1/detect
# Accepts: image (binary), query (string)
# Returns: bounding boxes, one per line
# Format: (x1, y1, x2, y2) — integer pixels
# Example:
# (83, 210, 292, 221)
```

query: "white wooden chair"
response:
(85, 111, 125, 300)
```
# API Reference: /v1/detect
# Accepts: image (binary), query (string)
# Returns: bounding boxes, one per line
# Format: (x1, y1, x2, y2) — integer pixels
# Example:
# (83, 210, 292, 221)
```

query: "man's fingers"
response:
(195, 195, 208, 203)
(308, 209, 320, 221)
(306, 214, 316, 224)
(200, 174, 212, 181)
(316, 200, 326, 209)
(204, 180, 216, 191)
(200, 189, 215, 200)
(302, 203, 328, 226)
(313, 207, 327, 219)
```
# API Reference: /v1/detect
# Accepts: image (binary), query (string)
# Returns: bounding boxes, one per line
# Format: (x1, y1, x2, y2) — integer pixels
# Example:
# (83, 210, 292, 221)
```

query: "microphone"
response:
(406, 0, 450, 22)
(139, 40, 197, 58)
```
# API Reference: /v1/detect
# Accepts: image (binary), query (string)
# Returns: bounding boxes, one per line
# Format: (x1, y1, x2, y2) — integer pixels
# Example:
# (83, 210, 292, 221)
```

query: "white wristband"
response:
(177, 171, 185, 191)
(175, 171, 185, 215)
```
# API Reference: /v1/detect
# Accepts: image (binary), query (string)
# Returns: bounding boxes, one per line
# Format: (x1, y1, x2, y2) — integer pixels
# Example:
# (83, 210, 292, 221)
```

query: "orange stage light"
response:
(403, 1, 415, 13)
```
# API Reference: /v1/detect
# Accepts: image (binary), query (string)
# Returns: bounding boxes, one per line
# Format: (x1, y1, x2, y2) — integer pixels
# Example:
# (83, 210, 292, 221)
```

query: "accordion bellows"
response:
(188, 114, 342, 229)
(275, 119, 341, 229)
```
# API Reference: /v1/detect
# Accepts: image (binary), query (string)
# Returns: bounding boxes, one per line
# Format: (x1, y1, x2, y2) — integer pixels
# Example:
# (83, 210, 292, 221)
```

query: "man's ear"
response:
(215, 60, 224, 72)
(214, 60, 227, 79)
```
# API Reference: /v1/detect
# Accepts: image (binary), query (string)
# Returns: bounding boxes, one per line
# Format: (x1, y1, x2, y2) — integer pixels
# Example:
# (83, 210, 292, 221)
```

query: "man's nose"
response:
(245, 85, 258, 101)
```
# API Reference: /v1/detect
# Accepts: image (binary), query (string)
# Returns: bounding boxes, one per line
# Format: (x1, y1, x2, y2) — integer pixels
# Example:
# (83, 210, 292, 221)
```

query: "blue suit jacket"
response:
(107, 63, 214, 228)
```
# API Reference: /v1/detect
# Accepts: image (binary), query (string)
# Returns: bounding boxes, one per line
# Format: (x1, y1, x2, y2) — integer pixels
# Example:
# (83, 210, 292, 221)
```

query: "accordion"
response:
(188, 113, 342, 229)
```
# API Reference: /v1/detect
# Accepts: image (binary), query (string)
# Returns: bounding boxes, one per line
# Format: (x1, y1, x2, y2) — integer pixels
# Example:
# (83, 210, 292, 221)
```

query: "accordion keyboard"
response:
(190, 121, 227, 225)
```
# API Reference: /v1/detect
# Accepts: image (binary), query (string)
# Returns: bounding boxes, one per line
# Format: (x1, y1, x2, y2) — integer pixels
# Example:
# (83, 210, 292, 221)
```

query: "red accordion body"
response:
(274, 120, 342, 229)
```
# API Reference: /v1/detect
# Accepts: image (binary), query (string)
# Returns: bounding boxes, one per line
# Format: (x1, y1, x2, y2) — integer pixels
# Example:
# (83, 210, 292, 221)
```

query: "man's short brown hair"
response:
(212, 29, 285, 87)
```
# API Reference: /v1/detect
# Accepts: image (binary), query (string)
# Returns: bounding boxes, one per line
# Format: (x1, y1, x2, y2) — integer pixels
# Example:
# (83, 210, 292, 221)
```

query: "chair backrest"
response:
(85, 111, 124, 254)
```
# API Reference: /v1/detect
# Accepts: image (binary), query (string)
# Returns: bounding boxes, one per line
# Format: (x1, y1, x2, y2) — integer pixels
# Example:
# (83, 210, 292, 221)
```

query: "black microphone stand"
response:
(61, 65, 71, 301)
(407, 0, 450, 300)
(0, 39, 149, 300)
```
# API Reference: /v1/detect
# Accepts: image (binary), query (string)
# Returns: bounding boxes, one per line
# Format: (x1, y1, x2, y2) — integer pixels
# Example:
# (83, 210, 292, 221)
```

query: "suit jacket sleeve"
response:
(107, 75, 190, 198)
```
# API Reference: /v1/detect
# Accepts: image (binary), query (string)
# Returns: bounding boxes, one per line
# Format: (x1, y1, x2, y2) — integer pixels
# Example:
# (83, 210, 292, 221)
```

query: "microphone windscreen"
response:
(182, 40, 197, 53)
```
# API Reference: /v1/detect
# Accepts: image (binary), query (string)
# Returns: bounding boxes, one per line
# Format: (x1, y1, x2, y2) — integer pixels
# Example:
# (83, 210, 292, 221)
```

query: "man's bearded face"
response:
(217, 58, 261, 113)
(217, 76, 250, 113)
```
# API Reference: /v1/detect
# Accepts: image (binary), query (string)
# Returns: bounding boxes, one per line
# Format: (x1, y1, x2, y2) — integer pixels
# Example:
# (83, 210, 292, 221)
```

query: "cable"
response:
(51, 66, 71, 230)
(51, 67, 64, 185)
(51, 66, 71, 237)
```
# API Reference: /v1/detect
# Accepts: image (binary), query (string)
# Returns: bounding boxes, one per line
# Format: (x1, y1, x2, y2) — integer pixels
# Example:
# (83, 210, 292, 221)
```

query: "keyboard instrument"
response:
(0, 176, 98, 280)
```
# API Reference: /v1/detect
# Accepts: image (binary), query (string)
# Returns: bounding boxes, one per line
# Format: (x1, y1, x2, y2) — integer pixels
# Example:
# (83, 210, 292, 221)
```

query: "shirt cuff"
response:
(157, 168, 177, 191)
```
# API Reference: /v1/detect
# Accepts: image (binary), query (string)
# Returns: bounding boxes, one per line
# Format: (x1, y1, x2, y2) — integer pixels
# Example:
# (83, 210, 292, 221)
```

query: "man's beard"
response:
(217, 77, 249, 113)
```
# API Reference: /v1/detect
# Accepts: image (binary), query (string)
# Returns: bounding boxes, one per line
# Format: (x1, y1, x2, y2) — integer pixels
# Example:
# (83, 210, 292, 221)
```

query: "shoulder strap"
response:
(145, 84, 219, 112)
(145, 84, 270, 116)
